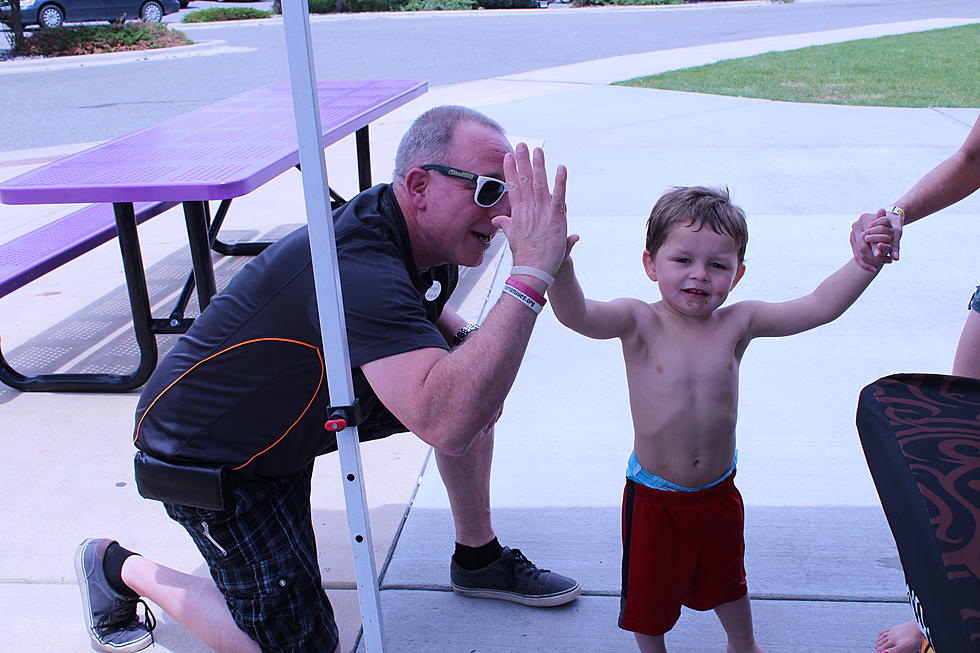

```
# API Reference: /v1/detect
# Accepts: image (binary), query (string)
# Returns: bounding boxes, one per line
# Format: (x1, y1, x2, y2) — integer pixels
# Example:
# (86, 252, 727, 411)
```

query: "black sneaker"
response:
(450, 546, 581, 607)
(75, 538, 156, 653)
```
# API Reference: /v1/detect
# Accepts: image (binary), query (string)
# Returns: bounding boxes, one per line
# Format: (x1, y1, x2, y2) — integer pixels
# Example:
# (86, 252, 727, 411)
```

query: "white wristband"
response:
(510, 266, 555, 287)
(886, 205, 906, 222)
(502, 282, 544, 314)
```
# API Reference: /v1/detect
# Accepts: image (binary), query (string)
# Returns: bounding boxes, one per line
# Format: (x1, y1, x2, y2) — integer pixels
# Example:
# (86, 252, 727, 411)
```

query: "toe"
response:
(875, 632, 894, 652)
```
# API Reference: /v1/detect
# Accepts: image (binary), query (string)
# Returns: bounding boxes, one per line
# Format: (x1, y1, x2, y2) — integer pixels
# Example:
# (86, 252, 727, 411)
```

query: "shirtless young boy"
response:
(547, 186, 893, 653)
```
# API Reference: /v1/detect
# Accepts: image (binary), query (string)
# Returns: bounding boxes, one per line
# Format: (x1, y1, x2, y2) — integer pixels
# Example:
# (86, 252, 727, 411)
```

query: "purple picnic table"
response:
(0, 79, 427, 392)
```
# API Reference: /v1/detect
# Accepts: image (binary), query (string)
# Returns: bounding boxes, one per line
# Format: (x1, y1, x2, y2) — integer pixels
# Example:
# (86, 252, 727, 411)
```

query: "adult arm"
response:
(362, 145, 568, 455)
(745, 259, 879, 339)
(893, 114, 980, 229)
(851, 113, 980, 269)
(436, 306, 469, 346)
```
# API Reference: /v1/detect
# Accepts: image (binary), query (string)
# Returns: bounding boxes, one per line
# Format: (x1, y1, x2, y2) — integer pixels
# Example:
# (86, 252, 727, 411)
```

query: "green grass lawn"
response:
(617, 24, 980, 107)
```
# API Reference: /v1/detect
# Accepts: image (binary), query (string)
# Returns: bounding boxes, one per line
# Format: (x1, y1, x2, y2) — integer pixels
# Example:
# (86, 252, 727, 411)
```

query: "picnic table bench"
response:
(0, 201, 176, 300)
(0, 198, 268, 391)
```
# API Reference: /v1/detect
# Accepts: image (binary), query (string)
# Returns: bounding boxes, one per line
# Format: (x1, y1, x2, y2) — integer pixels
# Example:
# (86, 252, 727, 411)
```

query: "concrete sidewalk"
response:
(1, 17, 978, 653)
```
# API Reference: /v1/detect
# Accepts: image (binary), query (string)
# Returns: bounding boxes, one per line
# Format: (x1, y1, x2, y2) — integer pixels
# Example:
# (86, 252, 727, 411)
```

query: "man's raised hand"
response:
(492, 143, 569, 277)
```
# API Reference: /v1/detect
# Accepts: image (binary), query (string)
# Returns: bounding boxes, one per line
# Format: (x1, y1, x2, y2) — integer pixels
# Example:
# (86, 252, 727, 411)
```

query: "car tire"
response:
(140, 0, 164, 21)
(37, 3, 65, 28)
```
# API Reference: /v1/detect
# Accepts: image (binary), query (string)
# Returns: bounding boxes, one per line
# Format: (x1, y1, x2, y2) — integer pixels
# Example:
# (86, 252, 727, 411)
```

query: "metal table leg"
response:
(356, 126, 372, 192)
(0, 202, 159, 392)
(181, 201, 217, 310)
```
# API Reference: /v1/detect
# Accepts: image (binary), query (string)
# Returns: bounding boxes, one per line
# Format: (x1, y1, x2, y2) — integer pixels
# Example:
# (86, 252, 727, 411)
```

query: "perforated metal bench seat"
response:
(0, 201, 177, 392)
(0, 201, 177, 298)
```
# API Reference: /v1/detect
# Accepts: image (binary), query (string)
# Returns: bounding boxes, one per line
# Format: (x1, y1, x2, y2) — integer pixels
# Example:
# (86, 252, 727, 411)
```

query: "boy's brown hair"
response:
(645, 186, 749, 263)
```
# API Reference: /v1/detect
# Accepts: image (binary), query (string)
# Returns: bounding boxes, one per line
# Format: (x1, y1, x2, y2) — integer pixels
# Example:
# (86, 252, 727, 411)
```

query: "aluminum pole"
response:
(280, 2, 386, 650)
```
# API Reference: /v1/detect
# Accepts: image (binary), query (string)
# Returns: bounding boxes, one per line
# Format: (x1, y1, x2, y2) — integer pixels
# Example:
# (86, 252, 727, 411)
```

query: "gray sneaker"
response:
(450, 547, 581, 607)
(74, 538, 156, 653)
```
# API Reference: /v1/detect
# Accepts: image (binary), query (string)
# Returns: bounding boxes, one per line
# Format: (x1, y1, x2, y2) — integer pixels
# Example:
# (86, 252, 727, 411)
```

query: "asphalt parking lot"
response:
(163, 0, 570, 23)
(163, 0, 572, 24)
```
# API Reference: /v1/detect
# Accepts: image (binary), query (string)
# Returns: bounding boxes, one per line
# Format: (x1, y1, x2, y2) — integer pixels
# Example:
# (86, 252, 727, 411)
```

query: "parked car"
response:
(8, 0, 180, 29)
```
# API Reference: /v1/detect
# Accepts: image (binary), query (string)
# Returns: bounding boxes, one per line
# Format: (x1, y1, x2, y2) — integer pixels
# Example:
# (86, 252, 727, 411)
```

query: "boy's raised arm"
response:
(549, 255, 638, 340)
(744, 258, 880, 339)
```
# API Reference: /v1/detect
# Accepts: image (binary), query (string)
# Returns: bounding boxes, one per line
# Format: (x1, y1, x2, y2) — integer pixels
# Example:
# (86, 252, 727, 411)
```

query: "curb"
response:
(0, 39, 253, 74)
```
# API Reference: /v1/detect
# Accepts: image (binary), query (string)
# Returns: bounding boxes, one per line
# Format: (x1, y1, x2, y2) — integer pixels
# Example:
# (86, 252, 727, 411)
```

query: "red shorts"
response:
(619, 473, 747, 636)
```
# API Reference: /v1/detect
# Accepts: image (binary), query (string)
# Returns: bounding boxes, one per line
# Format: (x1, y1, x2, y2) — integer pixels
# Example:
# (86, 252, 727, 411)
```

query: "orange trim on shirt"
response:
(134, 338, 325, 471)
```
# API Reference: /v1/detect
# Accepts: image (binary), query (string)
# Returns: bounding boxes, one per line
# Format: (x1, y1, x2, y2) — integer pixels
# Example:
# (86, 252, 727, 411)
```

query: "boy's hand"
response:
(851, 209, 899, 271)
(862, 210, 898, 268)
(560, 234, 580, 270)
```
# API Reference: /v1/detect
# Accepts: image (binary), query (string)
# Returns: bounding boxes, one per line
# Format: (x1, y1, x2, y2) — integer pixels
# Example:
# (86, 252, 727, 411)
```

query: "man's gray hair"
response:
(393, 106, 505, 183)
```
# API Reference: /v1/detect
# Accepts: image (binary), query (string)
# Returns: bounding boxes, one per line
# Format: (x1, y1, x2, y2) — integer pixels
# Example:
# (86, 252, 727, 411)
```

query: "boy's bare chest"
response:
(625, 321, 744, 384)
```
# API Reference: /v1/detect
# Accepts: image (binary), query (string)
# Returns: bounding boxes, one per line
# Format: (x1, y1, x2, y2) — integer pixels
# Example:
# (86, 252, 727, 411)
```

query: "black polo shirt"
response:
(134, 184, 457, 478)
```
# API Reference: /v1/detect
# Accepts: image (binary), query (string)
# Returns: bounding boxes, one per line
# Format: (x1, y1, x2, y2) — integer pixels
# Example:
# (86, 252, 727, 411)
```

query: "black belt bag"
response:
(134, 450, 226, 511)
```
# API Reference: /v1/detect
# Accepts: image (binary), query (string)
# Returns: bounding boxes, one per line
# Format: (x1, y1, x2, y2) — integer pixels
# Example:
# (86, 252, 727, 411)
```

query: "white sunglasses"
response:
(422, 164, 509, 208)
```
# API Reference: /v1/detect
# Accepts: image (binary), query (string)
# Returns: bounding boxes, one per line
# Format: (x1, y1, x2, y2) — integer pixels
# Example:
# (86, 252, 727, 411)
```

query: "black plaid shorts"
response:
(969, 285, 980, 313)
(164, 463, 339, 653)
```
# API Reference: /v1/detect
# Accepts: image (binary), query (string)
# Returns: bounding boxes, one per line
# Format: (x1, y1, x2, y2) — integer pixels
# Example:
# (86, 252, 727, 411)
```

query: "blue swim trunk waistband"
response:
(627, 450, 737, 492)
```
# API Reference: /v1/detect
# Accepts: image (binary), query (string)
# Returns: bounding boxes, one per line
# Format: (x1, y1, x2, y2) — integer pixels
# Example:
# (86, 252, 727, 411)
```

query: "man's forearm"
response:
(413, 290, 541, 454)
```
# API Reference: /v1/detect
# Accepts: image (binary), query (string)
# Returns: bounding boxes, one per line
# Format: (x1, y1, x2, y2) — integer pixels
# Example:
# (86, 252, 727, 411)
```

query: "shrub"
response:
(183, 7, 271, 21)
(308, 0, 403, 12)
(477, 0, 538, 7)
(401, 0, 475, 9)
(14, 21, 191, 56)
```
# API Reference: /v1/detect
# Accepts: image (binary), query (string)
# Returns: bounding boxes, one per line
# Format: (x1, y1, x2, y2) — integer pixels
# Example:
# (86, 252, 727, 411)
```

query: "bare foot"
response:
(727, 643, 767, 653)
(875, 621, 923, 653)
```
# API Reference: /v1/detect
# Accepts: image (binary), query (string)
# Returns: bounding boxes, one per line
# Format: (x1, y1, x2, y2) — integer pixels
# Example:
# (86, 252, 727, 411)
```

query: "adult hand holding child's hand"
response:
(851, 209, 900, 271)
